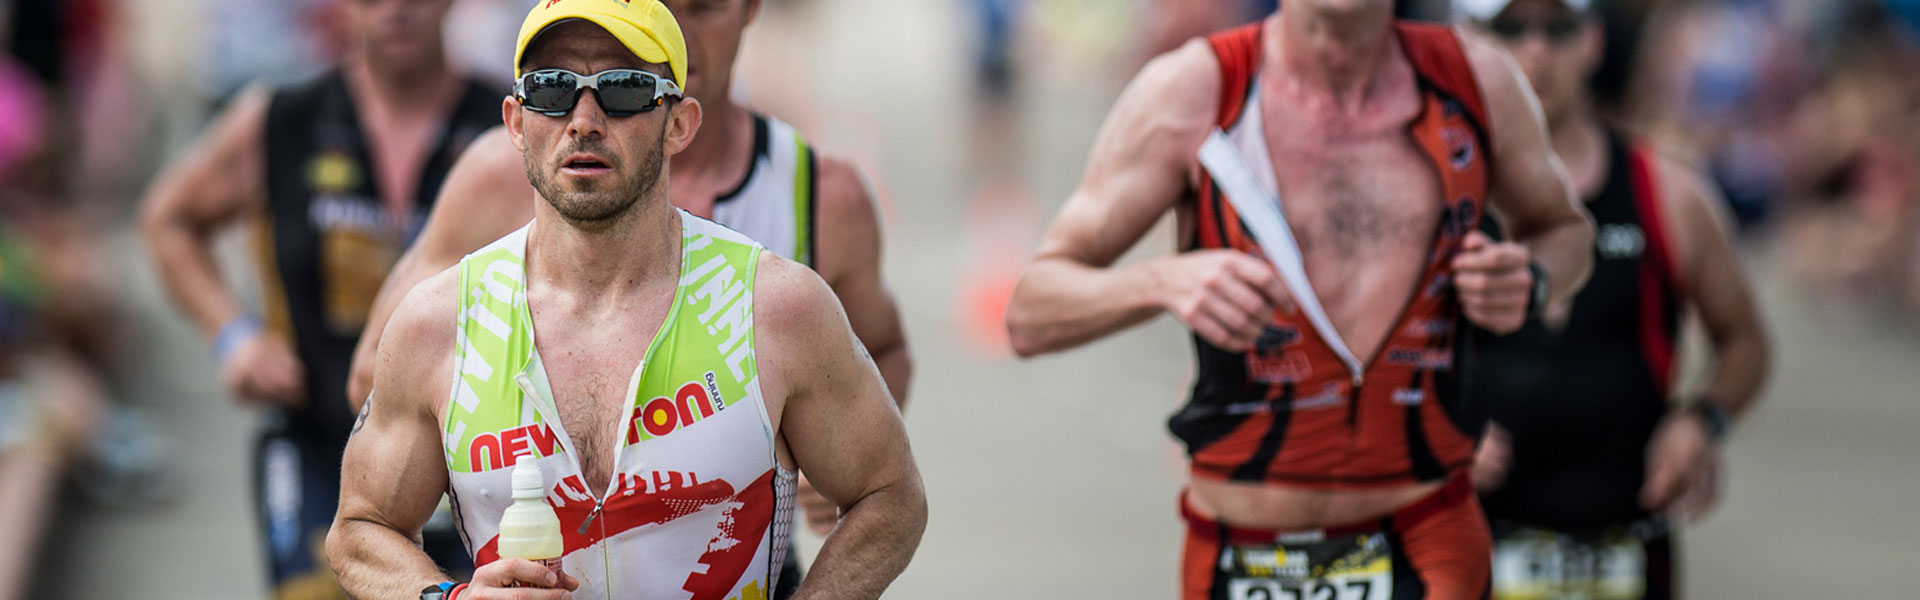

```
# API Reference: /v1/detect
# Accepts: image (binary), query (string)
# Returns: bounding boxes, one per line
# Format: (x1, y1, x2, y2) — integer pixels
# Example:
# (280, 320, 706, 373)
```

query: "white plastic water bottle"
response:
(497, 458, 565, 582)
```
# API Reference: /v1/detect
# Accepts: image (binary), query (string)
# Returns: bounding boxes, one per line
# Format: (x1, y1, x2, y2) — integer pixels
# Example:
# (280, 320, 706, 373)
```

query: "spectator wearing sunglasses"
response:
(1459, 0, 1773, 598)
(322, 2, 926, 599)
(138, 0, 500, 595)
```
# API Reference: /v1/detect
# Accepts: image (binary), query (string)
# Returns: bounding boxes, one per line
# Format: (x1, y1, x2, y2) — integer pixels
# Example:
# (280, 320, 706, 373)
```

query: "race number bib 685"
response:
(1222, 532, 1393, 600)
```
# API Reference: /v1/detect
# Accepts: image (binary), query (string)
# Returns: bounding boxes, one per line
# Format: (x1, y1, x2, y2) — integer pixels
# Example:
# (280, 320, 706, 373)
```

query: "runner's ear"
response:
(663, 96, 702, 157)
(502, 97, 529, 153)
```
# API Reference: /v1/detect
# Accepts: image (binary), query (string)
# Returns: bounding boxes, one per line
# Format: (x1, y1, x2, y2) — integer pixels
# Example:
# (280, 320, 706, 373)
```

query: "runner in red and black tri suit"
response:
(1005, 1, 1597, 597)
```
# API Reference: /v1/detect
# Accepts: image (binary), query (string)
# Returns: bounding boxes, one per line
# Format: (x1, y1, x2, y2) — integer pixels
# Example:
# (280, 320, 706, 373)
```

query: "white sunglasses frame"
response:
(513, 68, 684, 117)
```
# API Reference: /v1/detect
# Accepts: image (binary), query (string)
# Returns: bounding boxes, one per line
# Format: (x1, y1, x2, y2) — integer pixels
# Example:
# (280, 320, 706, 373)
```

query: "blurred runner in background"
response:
(139, 0, 499, 595)
(1005, 0, 1595, 596)
(1458, 0, 1774, 598)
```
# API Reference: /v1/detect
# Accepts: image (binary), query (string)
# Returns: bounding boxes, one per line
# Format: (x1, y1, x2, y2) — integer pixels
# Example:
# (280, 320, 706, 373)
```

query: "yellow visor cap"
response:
(513, 0, 688, 85)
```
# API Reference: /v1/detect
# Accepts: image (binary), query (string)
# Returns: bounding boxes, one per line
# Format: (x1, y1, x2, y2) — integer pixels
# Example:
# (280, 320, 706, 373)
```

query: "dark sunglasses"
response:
(514, 68, 684, 118)
(1484, 17, 1584, 44)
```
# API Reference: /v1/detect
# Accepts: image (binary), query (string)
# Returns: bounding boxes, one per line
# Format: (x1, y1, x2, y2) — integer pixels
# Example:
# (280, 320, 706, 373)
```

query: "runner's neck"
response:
(669, 98, 756, 195)
(526, 194, 683, 300)
(1270, 3, 1399, 108)
(342, 54, 461, 121)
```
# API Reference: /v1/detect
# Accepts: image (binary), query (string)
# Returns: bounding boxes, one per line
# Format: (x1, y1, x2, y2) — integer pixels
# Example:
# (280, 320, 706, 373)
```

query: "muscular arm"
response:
(1461, 31, 1596, 305)
(1004, 41, 1221, 357)
(348, 127, 535, 410)
(1657, 156, 1770, 417)
(758, 255, 925, 598)
(138, 86, 269, 338)
(812, 156, 912, 408)
(327, 269, 463, 598)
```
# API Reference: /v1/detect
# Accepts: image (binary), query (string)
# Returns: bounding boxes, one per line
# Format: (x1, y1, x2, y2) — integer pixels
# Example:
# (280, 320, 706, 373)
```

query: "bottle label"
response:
(504, 557, 567, 588)
(539, 557, 566, 580)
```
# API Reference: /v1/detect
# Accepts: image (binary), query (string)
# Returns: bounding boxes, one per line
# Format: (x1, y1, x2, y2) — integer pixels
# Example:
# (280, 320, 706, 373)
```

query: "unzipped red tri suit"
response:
(1173, 21, 1500, 600)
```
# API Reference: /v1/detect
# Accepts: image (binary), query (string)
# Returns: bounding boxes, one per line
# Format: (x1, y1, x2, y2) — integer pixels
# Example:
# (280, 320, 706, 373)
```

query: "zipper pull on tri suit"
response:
(578, 501, 604, 536)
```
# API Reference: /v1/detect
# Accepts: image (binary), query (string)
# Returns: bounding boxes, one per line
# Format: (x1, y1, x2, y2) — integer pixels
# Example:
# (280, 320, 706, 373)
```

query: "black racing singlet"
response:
(259, 72, 502, 437)
(1474, 129, 1683, 532)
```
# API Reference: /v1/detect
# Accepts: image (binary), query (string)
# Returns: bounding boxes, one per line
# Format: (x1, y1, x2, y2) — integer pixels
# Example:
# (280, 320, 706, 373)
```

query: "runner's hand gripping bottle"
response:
(498, 458, 566, 583)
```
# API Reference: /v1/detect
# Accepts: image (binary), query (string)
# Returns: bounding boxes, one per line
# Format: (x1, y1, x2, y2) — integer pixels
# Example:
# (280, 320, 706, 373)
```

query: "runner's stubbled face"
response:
(341, 0, 454, 77)
(660, 0, 759, 104)
(1483, 0, 1602, 124)
(515, 22, 673, 229)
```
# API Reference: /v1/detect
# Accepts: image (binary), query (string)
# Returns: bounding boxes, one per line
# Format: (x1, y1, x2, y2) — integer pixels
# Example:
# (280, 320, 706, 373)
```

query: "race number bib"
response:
(1222, 532, 1393, 600)
(1491, 525, 1647, 600)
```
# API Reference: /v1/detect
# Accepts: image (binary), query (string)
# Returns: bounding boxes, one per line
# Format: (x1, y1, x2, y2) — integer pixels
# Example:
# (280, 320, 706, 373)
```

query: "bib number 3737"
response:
(1223, 533, 1393, 600)
(1229, 577, 1386, 600)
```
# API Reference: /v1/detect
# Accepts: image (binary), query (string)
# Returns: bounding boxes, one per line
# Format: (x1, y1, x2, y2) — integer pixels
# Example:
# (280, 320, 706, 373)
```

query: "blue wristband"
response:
(420, 582, 456, 600)
(212, 314, 262, 365)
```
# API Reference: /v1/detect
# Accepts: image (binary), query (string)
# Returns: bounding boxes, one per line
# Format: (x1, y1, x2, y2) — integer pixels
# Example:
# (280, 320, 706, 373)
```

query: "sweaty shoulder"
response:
(376, 264, 461, 411)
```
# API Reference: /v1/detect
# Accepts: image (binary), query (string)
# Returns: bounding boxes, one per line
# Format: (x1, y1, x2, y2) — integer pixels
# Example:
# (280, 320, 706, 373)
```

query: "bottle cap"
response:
(511, 458, 545, 500)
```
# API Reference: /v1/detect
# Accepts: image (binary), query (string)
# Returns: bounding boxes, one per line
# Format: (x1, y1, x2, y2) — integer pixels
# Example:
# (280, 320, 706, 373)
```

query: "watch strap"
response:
(1691, 402, 1730, 442)
(1524, 259, 1549, 320)
(420, 582, 455, 600)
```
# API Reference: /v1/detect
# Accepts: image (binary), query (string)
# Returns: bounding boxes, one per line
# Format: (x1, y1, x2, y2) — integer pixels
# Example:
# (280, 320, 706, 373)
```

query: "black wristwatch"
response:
(1691, 402, 1730, 442)
(1524, 259, 1549, 320)
(421, 582, 455, 600)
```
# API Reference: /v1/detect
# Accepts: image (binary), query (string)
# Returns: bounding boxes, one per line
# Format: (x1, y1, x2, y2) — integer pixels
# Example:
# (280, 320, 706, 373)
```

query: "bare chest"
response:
(1254, 91, 1444, 357)
(1263, 107, 1442, 260)
(531, 301, 670, 490)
